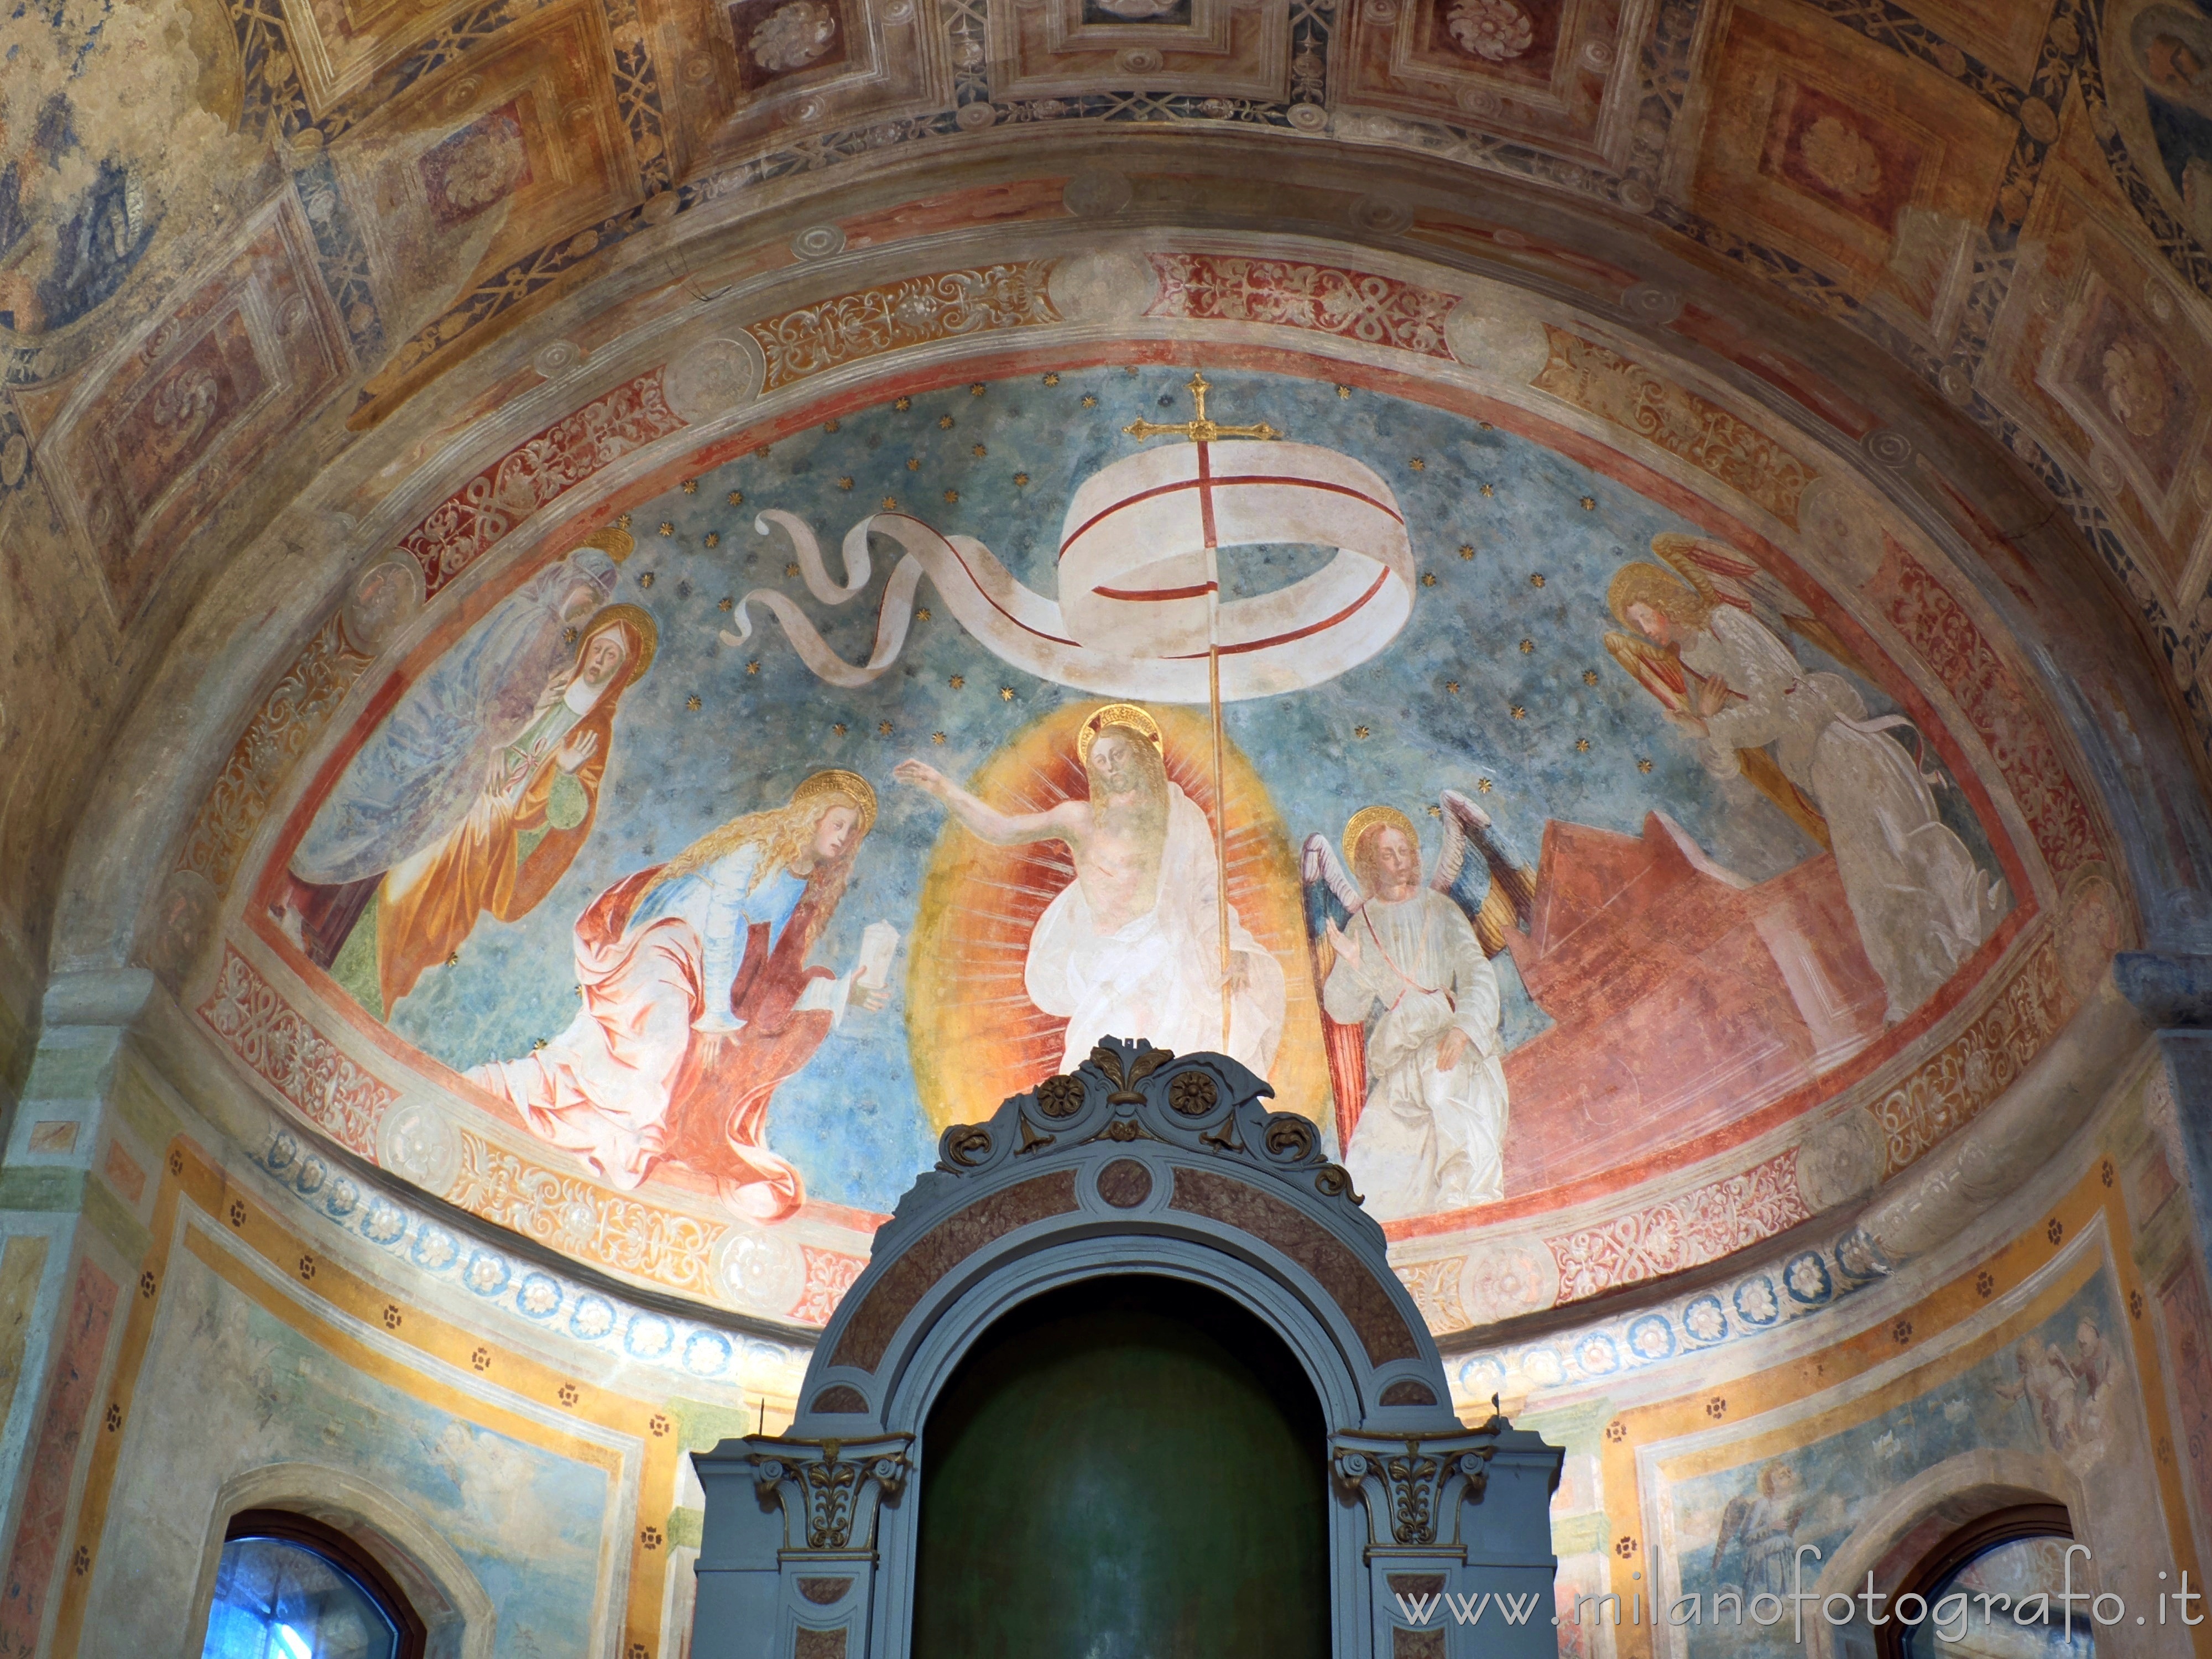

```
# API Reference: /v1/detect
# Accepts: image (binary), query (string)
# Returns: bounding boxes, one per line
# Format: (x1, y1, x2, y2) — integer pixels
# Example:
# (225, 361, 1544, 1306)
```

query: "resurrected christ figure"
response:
(895, 708, 1285, 1078)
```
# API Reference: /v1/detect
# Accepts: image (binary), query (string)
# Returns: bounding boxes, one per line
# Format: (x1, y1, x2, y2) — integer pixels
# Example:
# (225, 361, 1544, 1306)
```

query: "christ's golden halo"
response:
(1076, 702, 1165, 766)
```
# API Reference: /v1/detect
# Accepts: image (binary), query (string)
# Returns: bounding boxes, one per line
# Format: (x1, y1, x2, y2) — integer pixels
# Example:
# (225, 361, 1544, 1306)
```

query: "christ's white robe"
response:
(1025, 784, 1286, 1077)
(1324, 889, 1508, 1219)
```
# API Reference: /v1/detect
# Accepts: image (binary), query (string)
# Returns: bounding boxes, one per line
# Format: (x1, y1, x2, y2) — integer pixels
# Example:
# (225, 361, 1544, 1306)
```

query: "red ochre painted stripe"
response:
(891, 515, 1081, 648)
(1057, 470, 1405, 560)
(1167, 566, 1395, 659)
(1092, 582, 1219, 602)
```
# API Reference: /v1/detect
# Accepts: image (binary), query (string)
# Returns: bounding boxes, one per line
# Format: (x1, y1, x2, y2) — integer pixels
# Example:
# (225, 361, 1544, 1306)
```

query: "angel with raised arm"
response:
(1300, 792, 1536, 1220)
(1605, 533, 2005, 1022)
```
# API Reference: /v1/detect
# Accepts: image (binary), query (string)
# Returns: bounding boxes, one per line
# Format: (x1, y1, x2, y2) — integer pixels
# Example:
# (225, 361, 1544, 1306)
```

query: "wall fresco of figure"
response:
(1302, 792, 1530, 1219)
(897, 703, 1285, 1079)
(1657, 1267, 2154, 1659)
(1606, 536, 2005, 1024)
(261, 366, 2025, 1237)
(280, 548, 639, 1011)
(466, 770, 890, 1219)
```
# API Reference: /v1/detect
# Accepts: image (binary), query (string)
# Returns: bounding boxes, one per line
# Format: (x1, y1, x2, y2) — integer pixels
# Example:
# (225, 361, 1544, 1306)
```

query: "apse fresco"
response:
(260, 365, 2023, 1231)
(1655, 1265, 2143, 1659)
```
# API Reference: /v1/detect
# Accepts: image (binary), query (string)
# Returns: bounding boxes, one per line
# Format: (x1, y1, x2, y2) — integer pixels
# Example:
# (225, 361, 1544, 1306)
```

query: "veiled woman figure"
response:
(467, 770, 885, 1219)
(284, 545, 622, 968)
(1606, 551, 2004, 1021)
(373, 604, 655, 1014)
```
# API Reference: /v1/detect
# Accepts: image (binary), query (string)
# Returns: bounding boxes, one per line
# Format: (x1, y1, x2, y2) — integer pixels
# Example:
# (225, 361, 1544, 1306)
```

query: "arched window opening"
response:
(1885, 1504, 2085, 1659)
(201, 1510, 426, 1659)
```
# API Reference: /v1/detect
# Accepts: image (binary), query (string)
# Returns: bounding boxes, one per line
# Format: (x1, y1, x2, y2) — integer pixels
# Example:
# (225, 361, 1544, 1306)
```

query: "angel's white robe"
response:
(1686, 607, 2003, 1021)
(1323, 889, 1507, 1219)
(1026, 784, 1286, 1077)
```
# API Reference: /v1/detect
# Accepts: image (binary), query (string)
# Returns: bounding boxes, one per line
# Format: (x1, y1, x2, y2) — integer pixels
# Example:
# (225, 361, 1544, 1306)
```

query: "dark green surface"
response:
(910, 1276, 1331, 1659)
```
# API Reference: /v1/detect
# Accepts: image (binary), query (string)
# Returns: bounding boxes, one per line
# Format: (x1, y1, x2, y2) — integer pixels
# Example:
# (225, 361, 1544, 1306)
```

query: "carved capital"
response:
(1332, 1428, 1500, 1550)
(749, 1434, 913, 1553)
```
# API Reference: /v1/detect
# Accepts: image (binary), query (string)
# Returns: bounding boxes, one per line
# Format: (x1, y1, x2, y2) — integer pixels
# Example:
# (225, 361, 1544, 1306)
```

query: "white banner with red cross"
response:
(724, 440, 1416, 702)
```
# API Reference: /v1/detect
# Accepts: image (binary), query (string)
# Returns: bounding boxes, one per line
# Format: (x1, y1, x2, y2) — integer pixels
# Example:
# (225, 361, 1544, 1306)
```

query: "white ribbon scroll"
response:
(722, 440, 1416, 702)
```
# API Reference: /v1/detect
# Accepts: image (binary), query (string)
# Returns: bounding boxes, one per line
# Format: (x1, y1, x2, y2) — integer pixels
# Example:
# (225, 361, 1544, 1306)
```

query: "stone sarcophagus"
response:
(692, 1039, 1562, 1659)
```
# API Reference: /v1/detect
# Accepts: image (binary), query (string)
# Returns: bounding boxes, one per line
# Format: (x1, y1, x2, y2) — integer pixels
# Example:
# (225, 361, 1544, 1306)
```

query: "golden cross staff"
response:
(1122, 372, 1284, 444)
(1124, 372, 1283, 1051)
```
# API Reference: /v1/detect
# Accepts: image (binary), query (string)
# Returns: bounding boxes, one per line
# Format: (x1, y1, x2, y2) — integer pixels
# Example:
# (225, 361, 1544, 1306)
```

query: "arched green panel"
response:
(910, 1276, 1331, 1659)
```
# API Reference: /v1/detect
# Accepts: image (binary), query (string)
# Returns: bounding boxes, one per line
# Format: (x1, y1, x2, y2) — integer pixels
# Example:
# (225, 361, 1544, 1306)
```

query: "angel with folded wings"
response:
(1605, 533, 2005, 1021)
(1301, 791, 1536, 1220)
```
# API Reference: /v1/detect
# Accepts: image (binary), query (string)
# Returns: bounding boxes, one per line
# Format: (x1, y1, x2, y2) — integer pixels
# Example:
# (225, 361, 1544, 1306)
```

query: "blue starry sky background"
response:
(366, 365, 2007, 1214)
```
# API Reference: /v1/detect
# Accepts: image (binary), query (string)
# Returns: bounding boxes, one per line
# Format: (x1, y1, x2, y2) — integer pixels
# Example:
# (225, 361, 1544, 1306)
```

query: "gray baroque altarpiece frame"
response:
(692, 1037, 1563, 1659)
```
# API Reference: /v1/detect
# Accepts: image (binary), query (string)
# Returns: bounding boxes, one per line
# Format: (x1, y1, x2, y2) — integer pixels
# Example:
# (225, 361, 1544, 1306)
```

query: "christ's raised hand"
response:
(893, 758, 948, 797)
(895, 758, 1076, 848)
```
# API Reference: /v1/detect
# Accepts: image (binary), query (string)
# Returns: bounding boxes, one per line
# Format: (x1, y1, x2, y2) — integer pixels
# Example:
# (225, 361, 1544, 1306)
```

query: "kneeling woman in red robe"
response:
(468, 769, 884, 1219)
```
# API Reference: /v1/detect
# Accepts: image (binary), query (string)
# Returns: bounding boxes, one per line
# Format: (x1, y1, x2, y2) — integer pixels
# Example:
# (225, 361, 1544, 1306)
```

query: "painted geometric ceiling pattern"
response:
(14, 0, 2212, 739)
(177, 344, 2124, 1330)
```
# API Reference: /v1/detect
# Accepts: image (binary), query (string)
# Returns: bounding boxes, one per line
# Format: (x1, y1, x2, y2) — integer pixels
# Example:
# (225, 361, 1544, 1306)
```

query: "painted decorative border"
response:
(797, 1246, 867, 1327)
(1445, 1150, 2127, 1428)
(178, 620, 375, 897)
(199, 945, 395, 1157)
(745, 264, 1061, 391)
(1542, 1149, 1811, 1306)
(396, 368, 684, 600)
(1147, 254, 1459, 358)
(1872, 542, 2105, 880)
(1450, 1214, 1890, 1405)
(448, 1128, 726, 1301)
(245, 1130, 810, 1386)
(1532, 327, 1819, 527)
(1873, 927, 2070, 1175)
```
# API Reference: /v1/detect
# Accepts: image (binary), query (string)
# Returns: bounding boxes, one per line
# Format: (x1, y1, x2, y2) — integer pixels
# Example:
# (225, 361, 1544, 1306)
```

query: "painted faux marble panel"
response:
(2159, 1253, 2212, 1541)
(250, 364, 2028, 1249)
(728, 0, 851, 91)
(1, 1260, 113, 1655)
